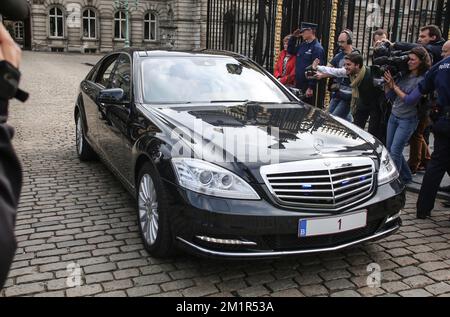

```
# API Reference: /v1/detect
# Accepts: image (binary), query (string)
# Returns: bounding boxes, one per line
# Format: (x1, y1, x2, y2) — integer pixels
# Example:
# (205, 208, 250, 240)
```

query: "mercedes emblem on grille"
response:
(313, 138, 324, 154)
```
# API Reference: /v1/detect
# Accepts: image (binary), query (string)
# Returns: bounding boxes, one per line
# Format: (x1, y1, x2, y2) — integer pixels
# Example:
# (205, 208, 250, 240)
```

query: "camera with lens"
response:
(373, 41, 392, 60)
(0, 0, 30, 20)
(371, 44, 411, 88)
(0, 0, 30, 105)
(305, 65, 317, 78)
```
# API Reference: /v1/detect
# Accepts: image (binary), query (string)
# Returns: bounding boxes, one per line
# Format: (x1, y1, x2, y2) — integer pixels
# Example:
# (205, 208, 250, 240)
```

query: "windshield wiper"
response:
(210, 100, 299, 105)
(210, 99, 250, 103)
(149, 101, 193, 105)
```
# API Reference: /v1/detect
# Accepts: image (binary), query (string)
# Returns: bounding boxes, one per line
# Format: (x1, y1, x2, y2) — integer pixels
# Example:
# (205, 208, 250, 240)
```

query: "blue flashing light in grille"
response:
(302, 184, 312, 189)
(360, 176, 367, 181)
(341, 180, 350, 185)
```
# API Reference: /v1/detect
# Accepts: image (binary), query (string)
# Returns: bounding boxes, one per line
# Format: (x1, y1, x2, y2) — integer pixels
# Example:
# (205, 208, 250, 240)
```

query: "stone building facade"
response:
(8, 0, 208, 53)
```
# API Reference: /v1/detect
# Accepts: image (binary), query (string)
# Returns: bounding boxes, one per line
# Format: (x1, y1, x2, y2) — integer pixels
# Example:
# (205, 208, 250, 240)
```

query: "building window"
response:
(14, 22, 24, 40)
(83, 9, 96, 39)
(114, 11, 126, 39)
(144, 12, 158, 41)
(49, 7, 64, 37)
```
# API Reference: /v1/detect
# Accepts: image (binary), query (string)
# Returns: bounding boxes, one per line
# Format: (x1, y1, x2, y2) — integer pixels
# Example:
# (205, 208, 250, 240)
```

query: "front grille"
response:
(261, 158, 375, 211)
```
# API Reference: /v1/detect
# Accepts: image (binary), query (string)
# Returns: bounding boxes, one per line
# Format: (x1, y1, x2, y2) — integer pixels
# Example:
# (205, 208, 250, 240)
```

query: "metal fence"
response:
(206, 0, 278, 70)
(207, 0, 449, 66)
(335, 0, 450, 64)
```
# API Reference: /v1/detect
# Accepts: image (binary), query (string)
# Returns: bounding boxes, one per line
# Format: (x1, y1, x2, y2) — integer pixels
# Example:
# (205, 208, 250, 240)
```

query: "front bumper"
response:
(177, 224, 399, 258)
(165, 178, 405, 259)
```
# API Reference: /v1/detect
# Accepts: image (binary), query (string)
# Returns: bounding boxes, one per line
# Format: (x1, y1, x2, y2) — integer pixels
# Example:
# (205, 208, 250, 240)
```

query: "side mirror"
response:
(97, 88, 125, 104)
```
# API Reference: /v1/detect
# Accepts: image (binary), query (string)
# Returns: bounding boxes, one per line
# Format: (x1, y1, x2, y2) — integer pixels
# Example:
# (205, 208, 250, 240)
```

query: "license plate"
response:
(298, 211, 367, 237)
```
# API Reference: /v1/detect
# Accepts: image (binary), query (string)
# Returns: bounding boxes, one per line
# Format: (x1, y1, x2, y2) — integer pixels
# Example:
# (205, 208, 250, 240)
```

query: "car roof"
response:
(110, 47, 248, 61)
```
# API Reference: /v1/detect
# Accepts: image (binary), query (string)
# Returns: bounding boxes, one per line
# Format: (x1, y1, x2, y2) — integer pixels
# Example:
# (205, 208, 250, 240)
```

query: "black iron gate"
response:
(334, 0, 450, 64)
(207, 0, 450, 107)
(280, 0, 333, 107)
(206, 0, 278, 71)
(207, 0, 449, 67)
(281, 0, 333, 62)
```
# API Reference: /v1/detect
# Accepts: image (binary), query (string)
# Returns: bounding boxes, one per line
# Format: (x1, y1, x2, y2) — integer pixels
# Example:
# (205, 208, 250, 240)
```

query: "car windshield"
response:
(140, 56, 291, 104)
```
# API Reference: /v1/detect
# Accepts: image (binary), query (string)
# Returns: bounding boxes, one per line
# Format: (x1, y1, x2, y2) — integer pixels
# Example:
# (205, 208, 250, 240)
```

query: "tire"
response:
(136, 162, 173, 257)
(75, 111, 96, 161)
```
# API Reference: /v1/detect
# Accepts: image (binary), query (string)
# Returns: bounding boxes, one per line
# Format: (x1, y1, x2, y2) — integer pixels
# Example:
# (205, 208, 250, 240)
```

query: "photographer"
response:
(409, 26, 446, 176)
(0, 22, 23, 289)
(383, 47, 432, 185)
(417, 25, 445, 64)
(372, 29, 392, 145)
(313, 53, 382, 140)
(320, 30, 360, 121)
(373, 29, 389, 46)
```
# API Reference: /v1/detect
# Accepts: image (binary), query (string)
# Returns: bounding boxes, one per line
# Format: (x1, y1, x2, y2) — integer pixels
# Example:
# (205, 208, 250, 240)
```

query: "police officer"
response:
(0, 22, 23, 288)
(287, 22, 325, 105)
(411, 40, 450, 219)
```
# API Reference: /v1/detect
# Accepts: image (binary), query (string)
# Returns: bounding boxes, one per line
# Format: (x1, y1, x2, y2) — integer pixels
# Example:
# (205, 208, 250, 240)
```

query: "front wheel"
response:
(137, 162, 173, 257)
(75, 111, 96, 161)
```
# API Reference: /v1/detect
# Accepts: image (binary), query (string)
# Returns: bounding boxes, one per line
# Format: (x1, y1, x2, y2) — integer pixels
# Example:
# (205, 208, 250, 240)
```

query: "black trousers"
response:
(0, 122, 21, 289)
(417, 117, 450, 217)
(353, 105, 383, 141)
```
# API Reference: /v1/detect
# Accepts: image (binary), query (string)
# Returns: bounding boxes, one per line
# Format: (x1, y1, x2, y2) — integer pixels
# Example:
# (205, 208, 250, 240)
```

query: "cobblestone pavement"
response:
(1, 52, 450, 297)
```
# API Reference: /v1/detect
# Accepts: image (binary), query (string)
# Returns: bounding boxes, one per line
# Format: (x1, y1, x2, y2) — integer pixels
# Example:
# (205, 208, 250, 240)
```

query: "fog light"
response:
(386, 211, 402, 223)
(196, 236, 257, 246)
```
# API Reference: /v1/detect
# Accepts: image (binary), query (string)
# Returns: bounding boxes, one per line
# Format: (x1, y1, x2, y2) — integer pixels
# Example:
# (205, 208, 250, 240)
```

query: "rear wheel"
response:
(75, 111, 96, 161)
(137, 162, 173, 257)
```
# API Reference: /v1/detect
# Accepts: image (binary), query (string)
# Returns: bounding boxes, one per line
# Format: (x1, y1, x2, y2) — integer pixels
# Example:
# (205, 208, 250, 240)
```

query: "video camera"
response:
(371, 42, 411, 87)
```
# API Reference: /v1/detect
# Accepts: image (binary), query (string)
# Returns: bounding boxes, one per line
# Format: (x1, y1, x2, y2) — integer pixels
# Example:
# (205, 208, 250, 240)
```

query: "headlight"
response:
(172, 158, 260, 200)
(378, 147, 399, 185)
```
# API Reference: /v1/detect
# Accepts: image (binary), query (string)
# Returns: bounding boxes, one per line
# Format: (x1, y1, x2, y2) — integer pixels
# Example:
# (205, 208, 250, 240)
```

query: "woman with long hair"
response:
(384, 46, 432, 184)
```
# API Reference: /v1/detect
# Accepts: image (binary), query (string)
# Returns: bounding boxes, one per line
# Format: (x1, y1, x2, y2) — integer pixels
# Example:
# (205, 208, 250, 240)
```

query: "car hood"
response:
(141, 103, 379, 182)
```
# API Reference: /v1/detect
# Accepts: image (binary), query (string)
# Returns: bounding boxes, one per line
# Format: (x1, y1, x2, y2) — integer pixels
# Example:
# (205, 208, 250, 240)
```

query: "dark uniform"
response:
(287, 23, 325, 106)
(0, 60, 23, 288)
(415, 56, 450, 218)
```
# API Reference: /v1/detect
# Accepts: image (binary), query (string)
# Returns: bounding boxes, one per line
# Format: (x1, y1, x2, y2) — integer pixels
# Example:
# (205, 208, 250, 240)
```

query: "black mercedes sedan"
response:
(74, 48, 405, 259)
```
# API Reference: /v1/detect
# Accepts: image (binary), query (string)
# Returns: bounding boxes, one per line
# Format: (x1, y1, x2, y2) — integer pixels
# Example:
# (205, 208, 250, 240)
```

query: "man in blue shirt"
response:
(287, 22, 325, 106)
(407, 40, 450, 219)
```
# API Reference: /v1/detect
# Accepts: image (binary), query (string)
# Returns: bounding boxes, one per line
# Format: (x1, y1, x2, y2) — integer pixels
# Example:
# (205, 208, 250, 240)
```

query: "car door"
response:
(97, 53, 134, 186)
(81, 54, 119, 150)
